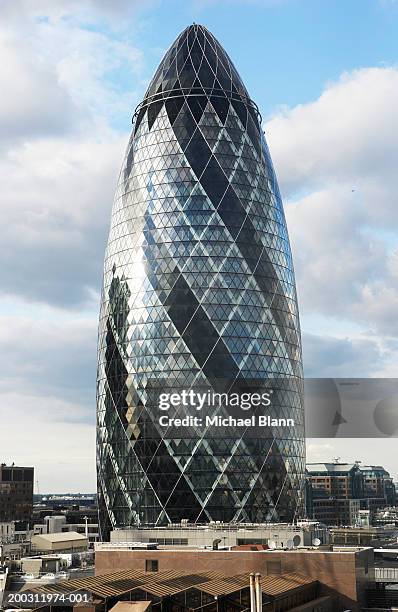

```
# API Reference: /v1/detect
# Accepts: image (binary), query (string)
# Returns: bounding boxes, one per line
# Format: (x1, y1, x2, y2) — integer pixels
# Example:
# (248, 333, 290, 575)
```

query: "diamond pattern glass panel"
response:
(97, 24, 305, 539)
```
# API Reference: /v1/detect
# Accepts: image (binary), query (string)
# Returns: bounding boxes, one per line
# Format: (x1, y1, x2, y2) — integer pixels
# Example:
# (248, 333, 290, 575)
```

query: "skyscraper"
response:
(97, 24, 305, 539)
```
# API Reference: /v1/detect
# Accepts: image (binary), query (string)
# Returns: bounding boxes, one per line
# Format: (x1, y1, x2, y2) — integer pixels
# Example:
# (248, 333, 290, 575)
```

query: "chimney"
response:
(249, 573, 256, 612)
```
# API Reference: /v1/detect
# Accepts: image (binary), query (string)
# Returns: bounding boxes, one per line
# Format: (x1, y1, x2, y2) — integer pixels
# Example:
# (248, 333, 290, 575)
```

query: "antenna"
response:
(286, 540, 294, 550)
(268, 541, 276, 550)
(312, 537, 321, 547)
(35, 480, 40, 495)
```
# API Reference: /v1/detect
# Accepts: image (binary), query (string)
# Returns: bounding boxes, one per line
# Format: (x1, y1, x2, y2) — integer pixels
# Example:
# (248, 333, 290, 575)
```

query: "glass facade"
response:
(97, 24, 305, 538)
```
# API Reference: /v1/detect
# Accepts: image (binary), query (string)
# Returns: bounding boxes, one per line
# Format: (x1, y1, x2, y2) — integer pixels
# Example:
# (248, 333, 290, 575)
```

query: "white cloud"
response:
(0, 0, 144, 307)
(0, 307, 97, 405)
(0, 29, 79, 141)
(0, 395, 95, 492)
(0, 0, 141, 489)
(0, 303, 97, 491)
(0, 0, 155, 27)
(302, 332, 387, 378)
(265, 67, 398, 346)
(307, 439, 398, 481)
(267, 68, 398, 207)
(0, 0, 397, 487)
(0, 134, 125, 306)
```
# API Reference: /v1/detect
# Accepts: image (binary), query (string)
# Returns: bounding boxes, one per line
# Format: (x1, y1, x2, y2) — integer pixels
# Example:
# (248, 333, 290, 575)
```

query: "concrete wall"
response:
(22, 557, 60, 577)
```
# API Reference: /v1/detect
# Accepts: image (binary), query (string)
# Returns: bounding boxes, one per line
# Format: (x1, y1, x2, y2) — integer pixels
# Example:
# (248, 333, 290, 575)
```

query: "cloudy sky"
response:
(1, 0, 397, 492)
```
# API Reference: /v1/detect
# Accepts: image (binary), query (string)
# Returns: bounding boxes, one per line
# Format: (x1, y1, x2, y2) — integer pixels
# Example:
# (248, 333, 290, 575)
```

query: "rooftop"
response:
(111, 603, 151, 612)
(33, 531, 87, 543)
(113, 521, 321, 532)
(97, 544, 371, 555)
(306, 463, 358, 474)
(24, 568, 316, 600)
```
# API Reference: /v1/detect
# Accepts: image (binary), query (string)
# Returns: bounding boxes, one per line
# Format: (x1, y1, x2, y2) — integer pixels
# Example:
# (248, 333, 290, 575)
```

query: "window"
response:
(237, 538, 268, 546)
(266, 560, 281, 575)
(145, 559, 158, 572)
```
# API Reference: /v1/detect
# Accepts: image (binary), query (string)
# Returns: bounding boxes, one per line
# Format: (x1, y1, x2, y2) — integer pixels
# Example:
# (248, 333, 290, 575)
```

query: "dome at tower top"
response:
(143, 24, 251, 105)
(134, 24, 260, 136)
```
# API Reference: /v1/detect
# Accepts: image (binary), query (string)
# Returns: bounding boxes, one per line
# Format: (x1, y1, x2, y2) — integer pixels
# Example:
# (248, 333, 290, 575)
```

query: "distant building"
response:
(21, 554, 67, 578)
(359, 465, 396, 506)
(307, 463, 364, 500)
(373, 506, 398, 527)
(357, 509, 371, 527)
(33, 500, 97, 520)
(35, 494, 96, 507)
(0, 464, 34, 522)
(33, 514, 98, 546)
(0, 521, 14, 542)
(306, 461, 395, 525)
(329, 525, 398, 547)
(311, 498, 360, 527)
(30, 531, 88, 553)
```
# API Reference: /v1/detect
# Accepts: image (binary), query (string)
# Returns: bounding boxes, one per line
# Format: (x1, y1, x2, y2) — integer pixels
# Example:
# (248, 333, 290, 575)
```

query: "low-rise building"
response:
(110, 521, 328, 549)
(21, 554, 66, 578)
(329, 525, 398, 547)
(312, 497, 360, 526)
(94, 543, 374, 610)
(33, 511, 99, 545)
(359, 465, 396, 506)
(0, 522, 14, 542)
(31, 531, 88, 554)
(19, 567, 336, 612)
(373, 506, 398, 527)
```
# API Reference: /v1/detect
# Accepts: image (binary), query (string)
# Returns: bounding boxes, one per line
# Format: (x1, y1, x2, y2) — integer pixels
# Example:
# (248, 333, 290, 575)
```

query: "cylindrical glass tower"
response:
(97, 24, 305, 539)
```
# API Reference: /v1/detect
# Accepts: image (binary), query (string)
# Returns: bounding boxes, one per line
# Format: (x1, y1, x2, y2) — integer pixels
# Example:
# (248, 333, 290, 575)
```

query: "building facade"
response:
(359, 465, 396, 506)
(97, 24, 305, 537)
(109, 521, 328, 549)
(94, 545, 374, 610)
(307, 463, 364, 500)
(0, 464, 34, 523)
(311, 498, 360, 527)
(307, 462, 394, 526)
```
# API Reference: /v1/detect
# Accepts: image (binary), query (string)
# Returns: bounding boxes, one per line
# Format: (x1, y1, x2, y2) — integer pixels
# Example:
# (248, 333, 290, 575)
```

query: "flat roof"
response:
(307, 463, 356, 473)
(0, 464, 33, 469)
(112, 522, 321, 532)
(111, 602, 151, 612)
(33, 531, 87, 543)
(97, 545, 371, 554)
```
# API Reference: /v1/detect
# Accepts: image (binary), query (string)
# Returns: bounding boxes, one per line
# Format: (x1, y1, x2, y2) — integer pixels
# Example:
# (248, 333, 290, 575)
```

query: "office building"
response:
(97, 24, 304, 537)
(306, 463, 364, 500)
(359, 465, 396, 506)
(307, 461, 395, 525)
(0, 464, 34, 522)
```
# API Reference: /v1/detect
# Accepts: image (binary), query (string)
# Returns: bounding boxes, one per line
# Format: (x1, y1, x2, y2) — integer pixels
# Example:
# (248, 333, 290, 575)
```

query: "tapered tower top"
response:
(135, 23, 260, 135)
(145, 24, 250, 100)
